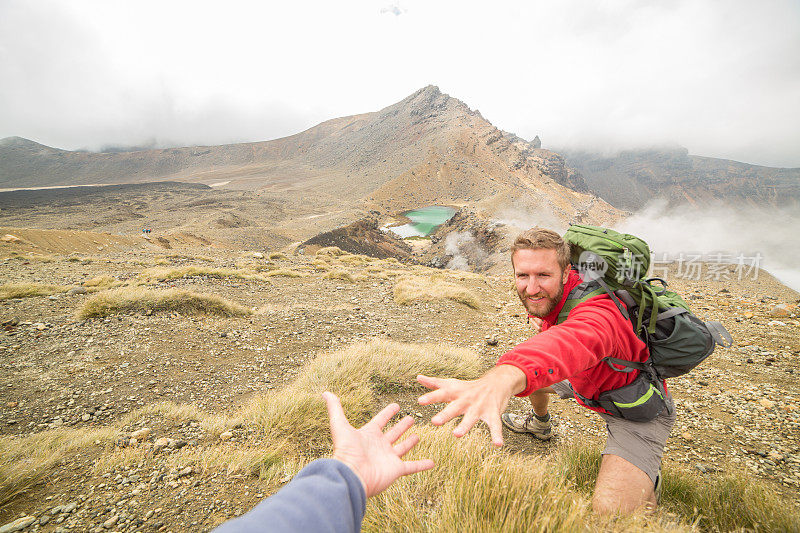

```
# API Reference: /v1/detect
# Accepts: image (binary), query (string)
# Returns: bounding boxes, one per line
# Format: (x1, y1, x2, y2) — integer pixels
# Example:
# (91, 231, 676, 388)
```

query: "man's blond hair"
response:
(511, 228, 571, 271)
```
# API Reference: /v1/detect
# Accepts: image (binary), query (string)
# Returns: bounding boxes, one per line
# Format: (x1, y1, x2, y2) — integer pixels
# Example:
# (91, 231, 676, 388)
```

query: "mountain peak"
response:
(0, 136, 42, 148)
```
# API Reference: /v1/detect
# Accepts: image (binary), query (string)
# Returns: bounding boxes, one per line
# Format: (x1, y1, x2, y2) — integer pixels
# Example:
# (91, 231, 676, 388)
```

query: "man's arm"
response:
(212, 458, 366, 533)
(214, 393, 434, 532)
(417, 364, 527, 446)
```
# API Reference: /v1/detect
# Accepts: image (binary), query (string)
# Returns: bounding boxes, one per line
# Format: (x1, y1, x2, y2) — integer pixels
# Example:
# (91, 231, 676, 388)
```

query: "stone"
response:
(131, 427, 151, 440)
(39, 515, 51, 526)
(252, 252, 264, 259)
(177, 466, 193, 478)
(485, 336, 498, 346)
(767, 320, 786, 326)
(0, 516, 35, 533)
(744, 312, 754, 319)
(102, 514, 119, 528)
(769, 303, 792, 317)
(67, 287, 88, 296)
(82, 414, 91, 421)
(759, 398, 776, 409)
(219, 431, 233, 441)
(6, 401, 17, 408)
(63, 502, 77, 513)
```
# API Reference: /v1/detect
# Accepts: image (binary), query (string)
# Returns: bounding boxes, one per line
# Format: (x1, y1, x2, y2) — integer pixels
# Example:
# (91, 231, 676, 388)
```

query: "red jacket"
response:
(497, 270, 651, 414)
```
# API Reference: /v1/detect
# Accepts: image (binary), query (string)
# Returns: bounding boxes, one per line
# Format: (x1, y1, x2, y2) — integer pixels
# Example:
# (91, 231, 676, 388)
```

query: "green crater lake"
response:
(389, 206, 457, 238)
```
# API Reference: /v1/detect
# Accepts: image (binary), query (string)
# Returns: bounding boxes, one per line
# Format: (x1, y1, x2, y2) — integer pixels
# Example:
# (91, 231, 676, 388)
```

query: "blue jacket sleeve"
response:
(212, 458, 366, 533)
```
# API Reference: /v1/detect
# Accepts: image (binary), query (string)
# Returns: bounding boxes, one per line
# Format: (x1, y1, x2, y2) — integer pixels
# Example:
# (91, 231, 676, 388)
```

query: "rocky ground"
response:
(0, 233, 798, 532)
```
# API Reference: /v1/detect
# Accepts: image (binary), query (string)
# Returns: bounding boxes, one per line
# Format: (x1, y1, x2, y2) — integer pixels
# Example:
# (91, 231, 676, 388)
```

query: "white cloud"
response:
(0, 0, 797, 166)
(380, 3, 406, 16)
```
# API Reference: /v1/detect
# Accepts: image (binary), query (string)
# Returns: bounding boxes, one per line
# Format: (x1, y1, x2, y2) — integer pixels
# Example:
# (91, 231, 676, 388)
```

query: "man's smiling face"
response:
(512, 248, 570, 318)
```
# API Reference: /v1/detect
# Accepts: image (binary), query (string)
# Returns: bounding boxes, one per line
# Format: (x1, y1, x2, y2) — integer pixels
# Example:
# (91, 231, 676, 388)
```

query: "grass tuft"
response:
(323, 269, 355, 282)
(0, 427, 118, 506)
(315, 246, 345, 256)
(268, 252, 287, 260)
(0, 282, 68, 300)
(393, 275, 480, 309)
(241, 340, 483, 446)
(76, 287, 253, 319)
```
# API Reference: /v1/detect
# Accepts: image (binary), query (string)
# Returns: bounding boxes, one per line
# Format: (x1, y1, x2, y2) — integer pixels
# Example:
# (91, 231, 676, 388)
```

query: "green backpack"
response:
(556, 224, 733, 421)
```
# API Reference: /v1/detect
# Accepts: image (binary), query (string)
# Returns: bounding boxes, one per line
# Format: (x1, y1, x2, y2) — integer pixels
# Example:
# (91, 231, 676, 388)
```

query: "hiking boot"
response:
(501, 411, 552, 440)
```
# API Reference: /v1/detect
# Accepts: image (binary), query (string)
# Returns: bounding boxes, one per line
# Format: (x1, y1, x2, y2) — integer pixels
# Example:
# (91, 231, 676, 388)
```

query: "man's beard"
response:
(518, 284, 565, 318)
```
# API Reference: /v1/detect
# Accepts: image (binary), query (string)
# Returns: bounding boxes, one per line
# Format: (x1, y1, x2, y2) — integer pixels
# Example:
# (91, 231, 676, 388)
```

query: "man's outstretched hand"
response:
(323, 391, 434, 498)
(416, 365, 527, 446)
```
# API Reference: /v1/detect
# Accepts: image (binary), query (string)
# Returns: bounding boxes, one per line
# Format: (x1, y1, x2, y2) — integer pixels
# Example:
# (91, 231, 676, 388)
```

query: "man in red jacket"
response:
(417, 228, 675, 514)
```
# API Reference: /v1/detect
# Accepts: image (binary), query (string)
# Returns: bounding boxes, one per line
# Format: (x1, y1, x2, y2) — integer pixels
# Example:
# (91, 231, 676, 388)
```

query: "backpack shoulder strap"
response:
(557, 279, 605, 324)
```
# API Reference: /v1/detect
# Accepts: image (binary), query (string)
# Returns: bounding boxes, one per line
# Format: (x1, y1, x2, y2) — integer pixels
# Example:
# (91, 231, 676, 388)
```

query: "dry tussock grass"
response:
(82, 275, 122, 292)
(322, 269, 356, 282)
(77, 287, 253, 319)
(241, 340, 483, 444)
(119, 402, 239, 438)
(167, 445, 292, 481)
(3, 339, 797, 531)
(268, 252, 287, 260)
(8, 252, 56, 263)
(365, 426, 690, 532)
(138, 266, 267, 283)
(393, 275, 480, 309)
(0, 426, 118, 506)
(336, 254, 371, 266)
(0, 282, 69, 300)
(315, 246, 345, 256)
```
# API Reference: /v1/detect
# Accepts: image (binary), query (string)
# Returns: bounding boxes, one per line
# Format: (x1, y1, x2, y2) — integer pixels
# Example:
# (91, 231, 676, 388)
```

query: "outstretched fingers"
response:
(367, 401, 401, 430)
(453, 412, 478, 438)
(392, 433, 419, 457)
(384, 415, 415, 444)
(486, 414, 505, 447)
(322, 391, 350, 434)
(430, 401, 466, 426)
(401, 458, 435, 476)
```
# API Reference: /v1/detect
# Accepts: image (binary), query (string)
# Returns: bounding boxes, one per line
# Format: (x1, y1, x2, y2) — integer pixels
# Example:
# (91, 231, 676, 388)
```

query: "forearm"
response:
(212, 459, 366, 533)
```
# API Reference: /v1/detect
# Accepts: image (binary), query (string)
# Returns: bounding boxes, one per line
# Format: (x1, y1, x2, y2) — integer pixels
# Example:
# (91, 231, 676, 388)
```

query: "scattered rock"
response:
(177, 466, 193, 478)
(768, 320, 786, 326)
(769, 303, 793, 317)
(131, 427, 151, 440)
(0, 234, 22, 243)
(759, 398, 776, 409)
(0, 516, 35, 533)
(252, 252, 264, 259)
(67, 287, 88, 295)
(102, 514, 119, 528)
(485, 335, 498, 346)
(219, 431, 233, 441)
(6, 401, 17, 408)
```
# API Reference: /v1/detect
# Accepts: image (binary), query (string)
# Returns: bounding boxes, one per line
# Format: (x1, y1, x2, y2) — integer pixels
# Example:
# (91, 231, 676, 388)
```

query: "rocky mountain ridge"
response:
(564, 146, 800, 210)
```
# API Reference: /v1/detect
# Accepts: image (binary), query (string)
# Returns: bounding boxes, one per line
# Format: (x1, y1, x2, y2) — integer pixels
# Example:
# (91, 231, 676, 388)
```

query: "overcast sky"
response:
(1, 0, 798, 167)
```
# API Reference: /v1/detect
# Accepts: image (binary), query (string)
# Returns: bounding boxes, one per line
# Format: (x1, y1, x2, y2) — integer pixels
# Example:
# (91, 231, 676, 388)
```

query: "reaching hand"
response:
(530, 317, 544, 333)
(323, 391, 435, 498)
(416, 365, 527, 446)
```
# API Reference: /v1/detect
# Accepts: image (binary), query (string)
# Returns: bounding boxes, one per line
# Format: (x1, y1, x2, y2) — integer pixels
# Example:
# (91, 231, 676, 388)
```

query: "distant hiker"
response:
(417, 228, 675, 514)
(213, 392, 433, 532)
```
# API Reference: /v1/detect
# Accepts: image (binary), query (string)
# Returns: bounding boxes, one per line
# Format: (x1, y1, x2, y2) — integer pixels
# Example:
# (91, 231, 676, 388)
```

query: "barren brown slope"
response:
(0, 87, 624, 233)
